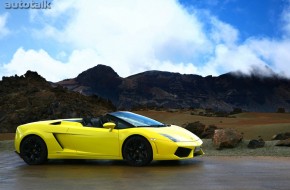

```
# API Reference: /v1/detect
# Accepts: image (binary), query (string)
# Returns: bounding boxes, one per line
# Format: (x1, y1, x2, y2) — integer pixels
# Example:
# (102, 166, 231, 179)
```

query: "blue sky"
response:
(180, 0, 288, 40)
(0, 0, 290, 81)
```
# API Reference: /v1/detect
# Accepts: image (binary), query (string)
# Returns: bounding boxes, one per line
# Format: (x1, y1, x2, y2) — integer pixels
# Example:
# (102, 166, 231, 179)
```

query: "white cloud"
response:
(0, 13, 9, 38)
(27, 0, 210, 79)
(1, 0, 290, 81)
(201, 43, 269, 76)
(209, 17, 239, 46)
(200, 37, 290, 78)
(3, 48, 101, 81)
(246, 38, 290, 77)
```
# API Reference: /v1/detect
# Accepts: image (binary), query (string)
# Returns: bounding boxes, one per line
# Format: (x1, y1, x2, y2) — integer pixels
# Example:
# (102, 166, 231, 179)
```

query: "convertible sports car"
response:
(15, 111, 204, 166)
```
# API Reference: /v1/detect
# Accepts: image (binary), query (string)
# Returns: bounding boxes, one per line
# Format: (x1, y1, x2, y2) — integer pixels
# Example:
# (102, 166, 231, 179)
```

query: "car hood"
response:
(142, 125, 201, 142)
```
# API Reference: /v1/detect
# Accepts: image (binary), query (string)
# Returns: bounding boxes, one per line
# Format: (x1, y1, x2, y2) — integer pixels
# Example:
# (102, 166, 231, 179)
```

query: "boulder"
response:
(184, 122, 220, 139)
(272, 132, 290, 140)
(184, 122, 205, 138)
(275, 138, 290, 147)
(202, 125, 218, 139)
(247, 138, 265, 149)
(212, 128, 243, 150)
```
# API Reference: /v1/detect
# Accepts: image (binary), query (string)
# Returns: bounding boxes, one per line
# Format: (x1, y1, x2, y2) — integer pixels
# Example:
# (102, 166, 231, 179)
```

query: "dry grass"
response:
(2, 111, 290, 141)
(134, 110, 290, 140)
(0, 133, 15, 141)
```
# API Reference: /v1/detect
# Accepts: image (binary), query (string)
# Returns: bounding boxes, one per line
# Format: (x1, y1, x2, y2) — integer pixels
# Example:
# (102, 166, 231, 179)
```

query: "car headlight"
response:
(160, 133, 179, 142)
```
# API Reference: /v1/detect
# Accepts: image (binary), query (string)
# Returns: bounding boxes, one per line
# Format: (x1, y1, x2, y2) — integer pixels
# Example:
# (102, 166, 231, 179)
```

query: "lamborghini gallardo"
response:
(15, 111, 204, 166)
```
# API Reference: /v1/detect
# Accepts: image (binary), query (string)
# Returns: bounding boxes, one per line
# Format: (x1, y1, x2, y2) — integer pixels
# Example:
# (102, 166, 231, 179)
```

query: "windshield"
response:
(109, 111, 165, 127)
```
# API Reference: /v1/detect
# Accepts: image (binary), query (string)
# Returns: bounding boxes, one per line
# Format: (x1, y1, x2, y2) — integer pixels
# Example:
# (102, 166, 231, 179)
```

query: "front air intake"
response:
(174, 147, 191, 157)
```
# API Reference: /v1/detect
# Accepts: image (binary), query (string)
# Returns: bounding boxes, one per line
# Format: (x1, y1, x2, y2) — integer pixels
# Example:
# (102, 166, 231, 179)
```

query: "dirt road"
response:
(1, 149, 290, 190)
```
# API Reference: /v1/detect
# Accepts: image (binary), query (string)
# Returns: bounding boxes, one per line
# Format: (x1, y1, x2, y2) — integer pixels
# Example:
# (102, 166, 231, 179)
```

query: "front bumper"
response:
(152, 139, 204, 160)
(193, 147, 204, 156)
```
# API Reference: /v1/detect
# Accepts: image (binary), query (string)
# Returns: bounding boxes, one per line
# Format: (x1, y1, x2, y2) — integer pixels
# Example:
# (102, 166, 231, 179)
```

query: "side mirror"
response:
(103, 122, 116, 131)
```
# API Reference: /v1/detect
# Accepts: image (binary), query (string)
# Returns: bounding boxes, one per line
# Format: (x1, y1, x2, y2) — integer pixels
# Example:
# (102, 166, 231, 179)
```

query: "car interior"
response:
(82, 117, 104, 128)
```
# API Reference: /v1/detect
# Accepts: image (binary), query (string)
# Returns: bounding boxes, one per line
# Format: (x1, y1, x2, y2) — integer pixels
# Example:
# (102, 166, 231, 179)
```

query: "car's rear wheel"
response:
(122, 136, 152, 166)
(20, 135, 47, 165)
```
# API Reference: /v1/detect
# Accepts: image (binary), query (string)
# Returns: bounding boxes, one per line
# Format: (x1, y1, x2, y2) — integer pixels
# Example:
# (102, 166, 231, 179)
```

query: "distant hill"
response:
(57, 64, 290, 112)
(0, 71, 115, 133)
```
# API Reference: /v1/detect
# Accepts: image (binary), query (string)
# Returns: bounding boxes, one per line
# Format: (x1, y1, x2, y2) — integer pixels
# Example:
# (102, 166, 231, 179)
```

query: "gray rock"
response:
(247, 138, 265, 149)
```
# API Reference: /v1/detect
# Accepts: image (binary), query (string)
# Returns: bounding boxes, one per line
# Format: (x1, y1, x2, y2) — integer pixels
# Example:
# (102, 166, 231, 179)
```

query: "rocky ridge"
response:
(58, 64, 290, 112)
(0, 71, 115, 133)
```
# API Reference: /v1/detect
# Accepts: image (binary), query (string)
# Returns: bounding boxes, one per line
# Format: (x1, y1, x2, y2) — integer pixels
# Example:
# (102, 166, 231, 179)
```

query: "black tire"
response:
(20, 135, 47, 165)
(122, 136, 153, 166)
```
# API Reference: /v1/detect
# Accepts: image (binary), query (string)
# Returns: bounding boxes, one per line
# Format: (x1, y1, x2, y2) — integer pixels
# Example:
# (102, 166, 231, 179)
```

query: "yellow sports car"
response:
(15, 111, 204, 166)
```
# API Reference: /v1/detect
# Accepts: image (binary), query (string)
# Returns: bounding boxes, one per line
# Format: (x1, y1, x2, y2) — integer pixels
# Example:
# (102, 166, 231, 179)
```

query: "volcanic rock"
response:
(212, 128, 243, 150)
(272, 132, 290, 140)
(275, 138, 290, 147)
(247, 138, 265, 149)
(183, 122, 205, 138)
(0, 71, 116, 133)
(57, 64, 290, 112)
(202, 125, 219, 139)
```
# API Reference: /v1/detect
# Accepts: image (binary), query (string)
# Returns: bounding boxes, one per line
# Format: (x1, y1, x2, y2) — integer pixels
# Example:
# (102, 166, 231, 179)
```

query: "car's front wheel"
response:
(122, 136, 153, 166)
(20, 135, 47, 165)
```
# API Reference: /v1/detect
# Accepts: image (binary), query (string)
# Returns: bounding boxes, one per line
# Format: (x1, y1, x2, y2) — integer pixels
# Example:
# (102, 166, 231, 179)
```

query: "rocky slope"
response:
(0, 71, 115, 133)
(58, 64, 290, 112)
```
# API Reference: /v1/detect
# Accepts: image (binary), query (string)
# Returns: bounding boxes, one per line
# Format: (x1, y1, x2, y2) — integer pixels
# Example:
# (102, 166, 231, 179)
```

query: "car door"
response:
(67, 126, 119, 157)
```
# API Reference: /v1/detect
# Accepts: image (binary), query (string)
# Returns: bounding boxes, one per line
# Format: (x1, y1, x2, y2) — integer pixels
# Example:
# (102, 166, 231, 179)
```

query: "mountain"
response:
(0, 71, 116, 133)
(57, 64, 290, 112)
(75, 65, 122, 103)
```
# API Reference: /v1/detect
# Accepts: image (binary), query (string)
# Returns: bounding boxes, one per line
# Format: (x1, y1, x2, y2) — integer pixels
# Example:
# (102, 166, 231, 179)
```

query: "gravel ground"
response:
(0, 140, 14, 152)
(202, 139, 290, 157)
(1, 139, 289, 157)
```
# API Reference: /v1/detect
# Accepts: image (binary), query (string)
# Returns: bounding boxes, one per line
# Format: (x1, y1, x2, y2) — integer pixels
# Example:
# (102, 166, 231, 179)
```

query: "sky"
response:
(0, 0, 290, 82)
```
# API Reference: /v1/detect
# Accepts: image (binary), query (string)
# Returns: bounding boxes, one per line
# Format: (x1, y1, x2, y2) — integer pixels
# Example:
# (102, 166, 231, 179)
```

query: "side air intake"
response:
(50, 121, 61, 125)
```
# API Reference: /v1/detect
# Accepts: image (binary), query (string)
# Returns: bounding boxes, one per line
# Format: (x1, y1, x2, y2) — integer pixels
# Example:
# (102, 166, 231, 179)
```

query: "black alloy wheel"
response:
(122, 136, 153, 166)
(20, 135, 47, 165)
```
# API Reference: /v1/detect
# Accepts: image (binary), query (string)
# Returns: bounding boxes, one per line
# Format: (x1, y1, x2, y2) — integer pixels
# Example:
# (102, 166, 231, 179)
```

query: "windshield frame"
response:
(108, 111, 166, 128)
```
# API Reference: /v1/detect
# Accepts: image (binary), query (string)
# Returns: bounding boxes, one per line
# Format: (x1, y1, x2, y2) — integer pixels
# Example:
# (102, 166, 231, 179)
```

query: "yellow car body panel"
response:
(15, 112, 204, 165)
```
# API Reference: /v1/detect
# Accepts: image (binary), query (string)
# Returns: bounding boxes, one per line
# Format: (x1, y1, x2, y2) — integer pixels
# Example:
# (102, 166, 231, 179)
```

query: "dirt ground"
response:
(134, 110, 290, 140)
(0, 133, 14, 141)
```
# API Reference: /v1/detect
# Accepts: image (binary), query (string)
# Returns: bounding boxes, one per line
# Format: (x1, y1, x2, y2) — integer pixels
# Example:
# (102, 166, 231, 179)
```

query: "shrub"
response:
(230, 107, 243, 115)
(277, 107, 286, 113)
